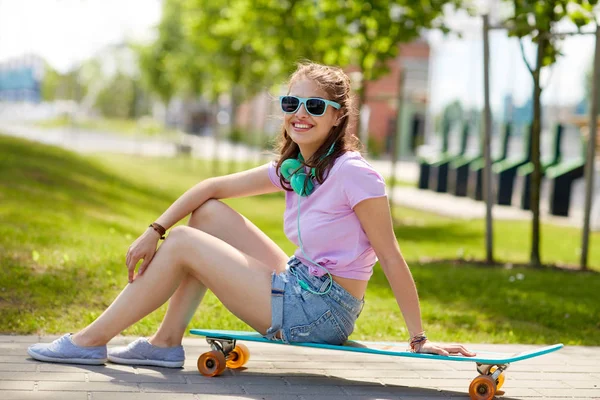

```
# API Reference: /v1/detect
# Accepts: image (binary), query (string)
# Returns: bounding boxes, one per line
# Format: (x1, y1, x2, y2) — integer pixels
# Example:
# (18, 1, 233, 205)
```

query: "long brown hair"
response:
(275, 61, 362, 192)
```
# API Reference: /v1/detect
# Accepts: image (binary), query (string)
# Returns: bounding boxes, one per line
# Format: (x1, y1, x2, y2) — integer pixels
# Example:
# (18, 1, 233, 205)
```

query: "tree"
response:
(136, 0, 186, 116)
(502, 0, 597, 267)
(585, 63, 600, 115)
(247, 0, 468, 147)
(139, 0, 469, 156)
(317, 0, 465, 146)
(179, 0, 282, 172)
(40, 65, 87, 102)
(40, 64, 60, 102)
(442, 99, 465, 125)
(182, 0, 287, 126)
(94, 72, 147, 119)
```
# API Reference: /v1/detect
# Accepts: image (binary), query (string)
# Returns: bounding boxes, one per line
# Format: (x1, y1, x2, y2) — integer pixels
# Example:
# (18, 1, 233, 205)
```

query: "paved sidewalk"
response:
(1, 335, 599, 400)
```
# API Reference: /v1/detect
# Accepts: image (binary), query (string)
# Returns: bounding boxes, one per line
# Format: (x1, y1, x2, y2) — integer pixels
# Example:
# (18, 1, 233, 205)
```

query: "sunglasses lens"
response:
(281, 96, 299, 113)
(306, 98, 326, 115)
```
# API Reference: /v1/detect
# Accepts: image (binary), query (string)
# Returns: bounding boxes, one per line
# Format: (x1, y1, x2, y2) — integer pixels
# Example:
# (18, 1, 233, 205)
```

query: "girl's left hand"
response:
(417, 341, 477, 357)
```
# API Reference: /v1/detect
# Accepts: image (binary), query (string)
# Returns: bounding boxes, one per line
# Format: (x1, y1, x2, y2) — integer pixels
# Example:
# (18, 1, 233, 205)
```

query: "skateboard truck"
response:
(477, 362, 509, 376)
(206, 337, 236, 356)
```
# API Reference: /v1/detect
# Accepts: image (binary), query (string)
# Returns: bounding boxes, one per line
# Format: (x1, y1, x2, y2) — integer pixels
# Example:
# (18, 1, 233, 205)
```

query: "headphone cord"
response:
(292, 196, 333, 295)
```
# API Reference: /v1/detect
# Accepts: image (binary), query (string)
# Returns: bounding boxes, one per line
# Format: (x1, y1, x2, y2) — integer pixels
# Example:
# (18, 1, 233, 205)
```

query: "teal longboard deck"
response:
(190, 329, 563, 365)
(190, 329, 563, 399)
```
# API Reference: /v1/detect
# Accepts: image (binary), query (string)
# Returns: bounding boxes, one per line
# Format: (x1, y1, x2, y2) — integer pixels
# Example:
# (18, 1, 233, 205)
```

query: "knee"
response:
(189, 199, 224, 228)
(164, 226, 196, 250)
(155, 226, 197, 270)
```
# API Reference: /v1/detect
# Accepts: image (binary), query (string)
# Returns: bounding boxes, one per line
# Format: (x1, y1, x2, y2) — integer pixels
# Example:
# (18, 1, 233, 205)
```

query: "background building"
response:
(0, 55, 44, 103)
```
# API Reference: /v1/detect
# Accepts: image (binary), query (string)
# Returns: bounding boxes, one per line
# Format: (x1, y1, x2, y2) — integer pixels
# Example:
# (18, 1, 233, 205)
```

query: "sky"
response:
(0, 0, 162, 70)
(0, 0, 595, 113)
(427, 13, 596, 113)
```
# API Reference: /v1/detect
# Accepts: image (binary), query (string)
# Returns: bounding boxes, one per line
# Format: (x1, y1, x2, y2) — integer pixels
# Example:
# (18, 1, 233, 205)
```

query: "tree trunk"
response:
(163, 99, 170, 128)
(212, 100, 221, 176)
(482, 14, 494, 265)
(229, 84, 239, 174)
(530, 39, 545, 268)
(389, 70, 405, 224)
(258, 93, 269, 163)
(356, 82, 368, 151)
(580, 24, 600, 271)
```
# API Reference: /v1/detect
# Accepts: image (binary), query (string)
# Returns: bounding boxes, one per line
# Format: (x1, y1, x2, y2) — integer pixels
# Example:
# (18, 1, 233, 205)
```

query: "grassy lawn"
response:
(36, 115, 180, 138)
(1, 134, 598, 346)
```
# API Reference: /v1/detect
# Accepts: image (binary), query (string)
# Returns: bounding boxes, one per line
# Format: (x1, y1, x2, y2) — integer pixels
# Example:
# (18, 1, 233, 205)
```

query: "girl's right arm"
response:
(126, 163, 281, 281)
(154, 163, 280, 231)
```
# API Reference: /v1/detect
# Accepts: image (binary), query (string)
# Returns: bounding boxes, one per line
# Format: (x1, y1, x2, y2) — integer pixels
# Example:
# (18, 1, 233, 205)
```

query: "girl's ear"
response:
(333, 110, 342, 127)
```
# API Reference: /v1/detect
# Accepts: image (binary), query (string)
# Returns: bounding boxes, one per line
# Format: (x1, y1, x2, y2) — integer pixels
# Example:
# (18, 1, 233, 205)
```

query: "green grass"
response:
(36, 115, 179, 137)
(381, 176, 414, 188)
(1, 133, 599, 346)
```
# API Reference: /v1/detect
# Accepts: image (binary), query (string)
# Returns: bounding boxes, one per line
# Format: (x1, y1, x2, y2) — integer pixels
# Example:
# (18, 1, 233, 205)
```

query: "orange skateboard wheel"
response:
(226, 343, 250, 369)
(469, 374, 497, 400)
(197, 350, 227, 377)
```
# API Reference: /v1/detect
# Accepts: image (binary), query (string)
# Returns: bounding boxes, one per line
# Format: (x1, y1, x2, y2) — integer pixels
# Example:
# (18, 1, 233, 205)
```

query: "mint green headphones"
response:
(279, 143, 335, 197)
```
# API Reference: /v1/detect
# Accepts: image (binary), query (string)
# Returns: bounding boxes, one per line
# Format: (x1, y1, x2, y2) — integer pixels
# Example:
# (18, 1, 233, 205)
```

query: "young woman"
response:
(28, 62, 475, 368)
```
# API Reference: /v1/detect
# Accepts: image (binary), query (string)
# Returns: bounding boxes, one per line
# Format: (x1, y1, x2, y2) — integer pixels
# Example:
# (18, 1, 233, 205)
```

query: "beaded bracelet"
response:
(409, 332, 428, 353)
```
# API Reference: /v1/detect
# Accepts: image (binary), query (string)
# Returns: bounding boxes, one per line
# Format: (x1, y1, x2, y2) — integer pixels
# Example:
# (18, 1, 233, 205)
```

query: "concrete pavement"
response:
(1, 335, 599, 400)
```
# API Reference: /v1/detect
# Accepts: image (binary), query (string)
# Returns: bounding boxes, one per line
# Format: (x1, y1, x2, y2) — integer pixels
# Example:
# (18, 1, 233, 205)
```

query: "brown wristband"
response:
(149, 222, 166, 240)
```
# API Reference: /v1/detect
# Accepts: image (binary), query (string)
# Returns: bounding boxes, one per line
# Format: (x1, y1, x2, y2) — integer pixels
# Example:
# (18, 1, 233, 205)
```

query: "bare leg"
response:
(148, 275, 206, 347)
(73, 200, 288, 347)
(149, 200, 288, 346)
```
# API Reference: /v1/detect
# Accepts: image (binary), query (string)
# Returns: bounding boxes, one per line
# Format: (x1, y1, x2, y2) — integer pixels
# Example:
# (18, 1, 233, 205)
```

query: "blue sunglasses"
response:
(279, 95, 341, 117)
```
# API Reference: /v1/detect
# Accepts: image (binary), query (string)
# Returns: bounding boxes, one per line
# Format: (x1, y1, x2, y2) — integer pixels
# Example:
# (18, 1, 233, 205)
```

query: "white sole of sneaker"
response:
(108, 355, 184, 368)
(27, 348, 107, 365)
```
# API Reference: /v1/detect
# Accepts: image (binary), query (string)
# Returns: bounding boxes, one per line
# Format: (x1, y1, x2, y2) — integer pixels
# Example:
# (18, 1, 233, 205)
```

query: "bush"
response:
(367, 135, 384, 158)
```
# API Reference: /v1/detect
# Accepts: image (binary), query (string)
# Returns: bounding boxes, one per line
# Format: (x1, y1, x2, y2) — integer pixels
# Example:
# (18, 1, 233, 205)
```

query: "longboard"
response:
(190, 328, 563, 400)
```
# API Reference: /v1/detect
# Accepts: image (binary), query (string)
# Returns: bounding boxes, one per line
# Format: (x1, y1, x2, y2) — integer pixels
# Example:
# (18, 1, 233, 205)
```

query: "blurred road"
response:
(0, 122, 420, 183)
(1, 122, 599, 230)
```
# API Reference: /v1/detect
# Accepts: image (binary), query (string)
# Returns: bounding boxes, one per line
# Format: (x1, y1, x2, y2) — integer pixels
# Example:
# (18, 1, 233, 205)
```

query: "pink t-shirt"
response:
(267, 151, 387, 281)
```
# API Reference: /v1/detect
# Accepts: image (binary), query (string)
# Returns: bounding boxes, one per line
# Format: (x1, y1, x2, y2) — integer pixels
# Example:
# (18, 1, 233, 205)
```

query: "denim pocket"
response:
(289, 310, 347, 345)
(329, 306, 356, 338)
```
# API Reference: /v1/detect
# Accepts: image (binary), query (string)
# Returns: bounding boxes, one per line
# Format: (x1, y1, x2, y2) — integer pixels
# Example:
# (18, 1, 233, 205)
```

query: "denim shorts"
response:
(264, 257, 365, 345)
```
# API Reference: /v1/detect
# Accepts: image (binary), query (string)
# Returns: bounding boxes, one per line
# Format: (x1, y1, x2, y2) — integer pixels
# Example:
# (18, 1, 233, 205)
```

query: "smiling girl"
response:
(28, 61, 474, 368)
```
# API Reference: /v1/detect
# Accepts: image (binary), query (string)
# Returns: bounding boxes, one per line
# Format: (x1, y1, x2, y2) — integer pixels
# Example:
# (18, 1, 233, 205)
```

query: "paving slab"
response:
(0, 335, 598, 400)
